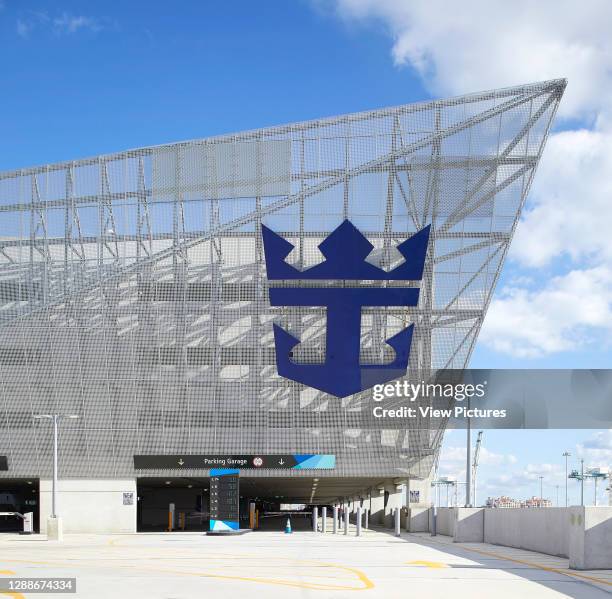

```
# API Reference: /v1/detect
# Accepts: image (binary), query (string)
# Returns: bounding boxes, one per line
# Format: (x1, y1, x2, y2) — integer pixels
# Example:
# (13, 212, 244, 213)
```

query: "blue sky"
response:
(0, 1, 428, 168)
(1, 0, 611, 504)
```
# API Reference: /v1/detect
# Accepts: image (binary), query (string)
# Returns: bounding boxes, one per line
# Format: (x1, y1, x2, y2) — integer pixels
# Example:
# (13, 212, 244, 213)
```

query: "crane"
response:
(472, 431, 483, 507)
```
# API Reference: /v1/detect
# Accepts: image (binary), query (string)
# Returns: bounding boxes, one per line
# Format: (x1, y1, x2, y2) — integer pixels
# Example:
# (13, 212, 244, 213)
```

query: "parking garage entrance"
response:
(136, 476, 385, 533)
(0, 478, 39, 533)
(137, 478, 212, 532)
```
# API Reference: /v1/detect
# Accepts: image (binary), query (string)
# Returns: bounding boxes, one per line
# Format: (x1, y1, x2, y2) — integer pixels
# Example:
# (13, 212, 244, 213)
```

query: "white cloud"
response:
(321, 0, 612, 358)
(513, 128, 612, 268)
(480, 266, 612, 357)
(16, 19, 31, 38)
(53, 13, 101, 35)
(329, 0, 612, 121)
(480, 448, 518, 466)
(577, 430, 612, 465)
(438, 445, 465, 463)
(484, 463, 563, 492)
(16, 11, 101, 38)
(439, 445, 516, 467)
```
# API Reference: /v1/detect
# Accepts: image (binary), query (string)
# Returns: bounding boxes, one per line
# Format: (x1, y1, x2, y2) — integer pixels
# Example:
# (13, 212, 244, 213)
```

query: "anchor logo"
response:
(262, 220, 430, 398)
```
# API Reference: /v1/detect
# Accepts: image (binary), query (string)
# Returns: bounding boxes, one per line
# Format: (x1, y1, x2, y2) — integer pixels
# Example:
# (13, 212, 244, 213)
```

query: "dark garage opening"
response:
(0, 478, 39, 533)
(137, 476, 387, 533)
(137, 478, 212, 532)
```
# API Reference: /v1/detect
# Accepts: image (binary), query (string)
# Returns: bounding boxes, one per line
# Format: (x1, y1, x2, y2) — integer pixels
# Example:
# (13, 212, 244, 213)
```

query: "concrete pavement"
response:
(1, 527, 611, 598)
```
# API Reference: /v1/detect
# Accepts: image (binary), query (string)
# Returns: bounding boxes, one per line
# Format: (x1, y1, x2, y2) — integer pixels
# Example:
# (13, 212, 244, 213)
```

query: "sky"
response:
(1, 0, 611, 504)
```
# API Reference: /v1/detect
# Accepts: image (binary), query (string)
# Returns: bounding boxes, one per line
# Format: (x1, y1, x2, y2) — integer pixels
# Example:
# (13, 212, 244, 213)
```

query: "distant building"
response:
(486, 496, 522, 508)
(486, 495, 552, 508)
(524, 496, 552, 508)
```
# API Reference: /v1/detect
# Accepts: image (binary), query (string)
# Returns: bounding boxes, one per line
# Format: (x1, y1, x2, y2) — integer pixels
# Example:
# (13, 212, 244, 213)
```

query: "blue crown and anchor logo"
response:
(262, 220, 430, 398)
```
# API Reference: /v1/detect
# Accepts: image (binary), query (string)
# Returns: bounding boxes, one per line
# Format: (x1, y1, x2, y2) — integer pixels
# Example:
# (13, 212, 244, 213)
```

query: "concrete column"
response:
(343, 507, 349, 535)
(384, 484, 404, 528)
(407, 478, 431, 508)
(356, 507, 362, 536)
(46, 517, 63, 541)
(431, 504, 437, 536)
(312, 506, 318, 532)
(369, 487, 385, 525)
(569, 506, 612, 569)
(322, 506, 327, 533)
(395, 507, 401, 537)
(333, 506, 338, 534)
(364, 508, 369, 529)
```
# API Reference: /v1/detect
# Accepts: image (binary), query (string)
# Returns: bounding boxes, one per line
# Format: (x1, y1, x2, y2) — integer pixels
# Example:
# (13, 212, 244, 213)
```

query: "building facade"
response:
(0, 80, 564, 532)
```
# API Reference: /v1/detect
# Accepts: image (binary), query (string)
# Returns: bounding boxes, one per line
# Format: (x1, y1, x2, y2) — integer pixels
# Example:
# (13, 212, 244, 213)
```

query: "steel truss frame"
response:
(0, 80, 565, 482)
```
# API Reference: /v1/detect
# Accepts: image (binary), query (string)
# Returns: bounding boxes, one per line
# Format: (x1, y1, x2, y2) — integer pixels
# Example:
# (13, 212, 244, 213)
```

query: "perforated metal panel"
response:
(0, 80, 565, 481)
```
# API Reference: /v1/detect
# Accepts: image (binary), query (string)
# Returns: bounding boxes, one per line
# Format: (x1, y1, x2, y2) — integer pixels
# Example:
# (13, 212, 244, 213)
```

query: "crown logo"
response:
(261, 220, 430, 280)
(262, 219, 430, 397)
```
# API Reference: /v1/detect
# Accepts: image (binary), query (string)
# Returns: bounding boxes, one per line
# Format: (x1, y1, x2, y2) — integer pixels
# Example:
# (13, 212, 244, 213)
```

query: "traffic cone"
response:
(285, 518, 292, 534)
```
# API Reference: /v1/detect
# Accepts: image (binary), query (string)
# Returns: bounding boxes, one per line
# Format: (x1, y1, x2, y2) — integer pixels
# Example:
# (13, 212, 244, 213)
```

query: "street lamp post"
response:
(581, 459, 585, 507)
(33, 413, 79, 538)
(562, 452, 571, 507)
(569, 463, 586, 507)
(465, 401, 471, 507)
(539, 475, 544, 502)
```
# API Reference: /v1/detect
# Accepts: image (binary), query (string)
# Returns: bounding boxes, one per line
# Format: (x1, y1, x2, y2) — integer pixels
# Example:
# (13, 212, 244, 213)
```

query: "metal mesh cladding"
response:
(0, 80, 565, 480)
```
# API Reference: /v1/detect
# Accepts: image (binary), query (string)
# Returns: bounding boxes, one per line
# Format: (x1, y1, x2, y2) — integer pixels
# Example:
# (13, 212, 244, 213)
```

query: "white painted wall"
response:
(39, 479, 136, 534)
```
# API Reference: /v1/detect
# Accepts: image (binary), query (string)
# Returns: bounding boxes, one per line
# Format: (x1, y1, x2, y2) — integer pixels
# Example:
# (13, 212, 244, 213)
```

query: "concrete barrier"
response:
(454, 508, 484, 542)
(435, 507, 455, 536)
(406, 505, 612, 570)
(427, 507, 484, 542)
(406, 507, 430, 532)
(569, 506, 612, 570)
(484, 507, 569, 557)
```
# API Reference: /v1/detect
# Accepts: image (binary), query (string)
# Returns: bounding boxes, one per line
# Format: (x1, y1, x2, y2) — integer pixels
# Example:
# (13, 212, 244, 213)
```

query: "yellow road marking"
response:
(104, 541, 374, 589)
(407, 560, 448, 569)
(0, 568, 25, 599)
(411, 534, 612, 589)
(3, 556, 374, 592)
